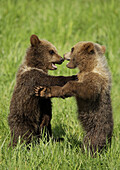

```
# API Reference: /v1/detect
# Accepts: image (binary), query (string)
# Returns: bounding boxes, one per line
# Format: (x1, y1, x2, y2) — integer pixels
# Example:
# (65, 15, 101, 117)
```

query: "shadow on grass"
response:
(52, 123, 66, 138)
(66, 134, 83, 152)
(52, 124, 83, 150)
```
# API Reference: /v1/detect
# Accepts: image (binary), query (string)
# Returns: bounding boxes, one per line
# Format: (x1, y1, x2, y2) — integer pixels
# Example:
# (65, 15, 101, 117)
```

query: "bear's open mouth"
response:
(49, 59, 64, 70)
(51, 59, 64, 70)
(52, 63, 57, 69)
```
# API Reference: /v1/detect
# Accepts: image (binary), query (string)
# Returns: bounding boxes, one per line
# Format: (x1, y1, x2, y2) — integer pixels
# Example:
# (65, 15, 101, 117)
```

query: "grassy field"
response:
(0, 0, 120, 169)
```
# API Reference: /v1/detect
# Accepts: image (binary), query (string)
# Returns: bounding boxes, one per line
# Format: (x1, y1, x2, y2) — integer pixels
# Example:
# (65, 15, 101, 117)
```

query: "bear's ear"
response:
(83, 42, 94, 54)
(30, 35, 41, 47)
(101, 45, 106, 54)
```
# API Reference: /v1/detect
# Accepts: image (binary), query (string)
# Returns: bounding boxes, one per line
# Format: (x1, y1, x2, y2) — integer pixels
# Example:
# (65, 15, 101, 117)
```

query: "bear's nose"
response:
(60, 58, 64, 63)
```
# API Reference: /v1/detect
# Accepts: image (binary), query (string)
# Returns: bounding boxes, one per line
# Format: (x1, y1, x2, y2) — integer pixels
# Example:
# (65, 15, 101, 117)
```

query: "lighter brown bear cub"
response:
(8, 35, 77, 147)
(36, 41, 113, 155)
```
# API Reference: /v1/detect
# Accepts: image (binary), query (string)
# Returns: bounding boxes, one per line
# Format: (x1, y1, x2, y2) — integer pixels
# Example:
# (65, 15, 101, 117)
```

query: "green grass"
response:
(0, 0, 120, 169)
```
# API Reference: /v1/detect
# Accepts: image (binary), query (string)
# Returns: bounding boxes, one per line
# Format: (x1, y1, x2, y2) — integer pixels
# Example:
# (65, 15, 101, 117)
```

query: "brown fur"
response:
(36, 41, 113, 155)
(8, 35, 77, 147)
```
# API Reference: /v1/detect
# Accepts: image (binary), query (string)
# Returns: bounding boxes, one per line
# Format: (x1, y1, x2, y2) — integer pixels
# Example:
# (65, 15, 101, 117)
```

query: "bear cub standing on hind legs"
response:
(8, 34, 78, 147)
(35, 41, 113, 155)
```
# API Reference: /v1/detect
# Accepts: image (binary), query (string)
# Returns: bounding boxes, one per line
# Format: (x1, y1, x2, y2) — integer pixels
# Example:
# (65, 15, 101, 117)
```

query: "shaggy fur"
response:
(36, 41, 113, 155)
(8, 35, 77, 147)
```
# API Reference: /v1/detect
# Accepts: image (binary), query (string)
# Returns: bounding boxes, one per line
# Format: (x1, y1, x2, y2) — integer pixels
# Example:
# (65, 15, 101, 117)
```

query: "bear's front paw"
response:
(35, 86, 51, 98)
(35, 86, 45, 96)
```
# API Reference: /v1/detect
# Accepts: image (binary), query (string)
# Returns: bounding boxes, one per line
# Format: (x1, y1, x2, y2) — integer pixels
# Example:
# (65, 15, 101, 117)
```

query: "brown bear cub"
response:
(8, 34, 77, 147)
(35, 41, 113, 155)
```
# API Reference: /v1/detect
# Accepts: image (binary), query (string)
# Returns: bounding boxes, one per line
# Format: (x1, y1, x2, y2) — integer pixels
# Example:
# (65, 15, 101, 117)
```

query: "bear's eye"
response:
(49, 50, 55, 55)
(89, 50, 94, 55)
(71, 47, 74, 53)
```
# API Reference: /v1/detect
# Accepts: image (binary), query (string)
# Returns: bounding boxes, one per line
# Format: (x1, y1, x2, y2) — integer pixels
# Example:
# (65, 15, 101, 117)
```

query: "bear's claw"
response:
(35, 86, 51, 98)
(35, 86, 46, 96)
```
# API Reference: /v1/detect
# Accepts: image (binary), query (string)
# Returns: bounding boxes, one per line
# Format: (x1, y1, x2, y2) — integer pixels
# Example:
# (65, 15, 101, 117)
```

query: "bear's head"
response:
(26, 35, 64, 72)
(64, 42, 106, 72)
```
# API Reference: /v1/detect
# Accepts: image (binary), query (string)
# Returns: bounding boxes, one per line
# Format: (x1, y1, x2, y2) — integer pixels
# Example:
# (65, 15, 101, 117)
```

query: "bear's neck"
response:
(26, 61, 48, 74)
(78, 60, 97, 73)
(25, 48, 48, 73)
(20, 61, 48, 75)
(92, 56, 111, 81)
(77, 56, 111, 83)
(25, 58, 48, 74)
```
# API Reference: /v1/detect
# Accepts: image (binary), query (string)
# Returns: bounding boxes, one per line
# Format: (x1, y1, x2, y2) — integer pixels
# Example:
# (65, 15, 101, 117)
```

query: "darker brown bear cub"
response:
(36, 41, 113, 155)
(8, 34, 77, 147)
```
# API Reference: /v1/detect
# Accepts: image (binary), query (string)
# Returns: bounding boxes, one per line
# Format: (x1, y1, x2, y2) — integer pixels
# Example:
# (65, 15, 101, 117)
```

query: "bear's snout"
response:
(60, 58, 64, 63)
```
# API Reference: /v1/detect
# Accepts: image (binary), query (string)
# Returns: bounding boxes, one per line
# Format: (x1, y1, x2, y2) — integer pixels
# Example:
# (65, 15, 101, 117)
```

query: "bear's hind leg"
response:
(40, 115, 52, 141)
